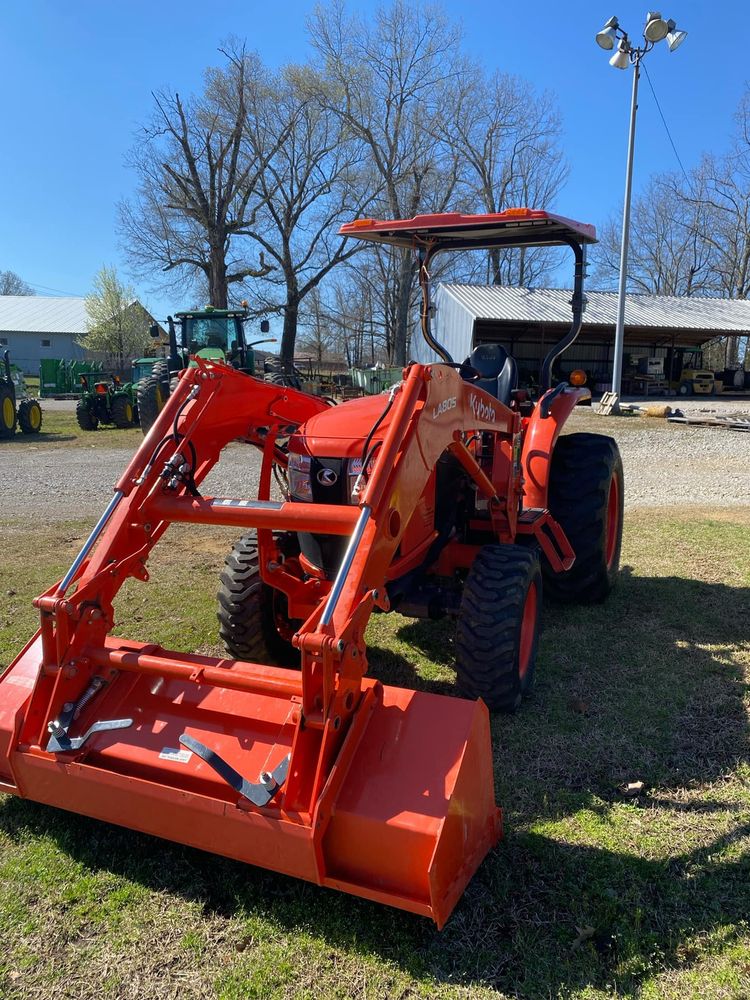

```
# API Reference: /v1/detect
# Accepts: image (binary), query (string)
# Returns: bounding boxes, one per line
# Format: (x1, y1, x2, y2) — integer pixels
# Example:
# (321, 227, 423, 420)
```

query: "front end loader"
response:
(0, 209, 623, 927)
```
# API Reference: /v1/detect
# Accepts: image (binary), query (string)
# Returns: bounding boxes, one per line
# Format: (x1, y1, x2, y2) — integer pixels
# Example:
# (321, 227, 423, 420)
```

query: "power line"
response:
(642, 61, 690, 182)
(24, 280, 86, 296)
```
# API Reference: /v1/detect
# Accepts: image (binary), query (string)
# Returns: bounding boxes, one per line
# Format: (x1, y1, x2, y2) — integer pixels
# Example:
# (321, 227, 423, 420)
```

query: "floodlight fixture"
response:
(609, 40, 631, 69)
(596, 15, 620, 50)
(644, 11, 669, 42)
(666, 19, 687, 51)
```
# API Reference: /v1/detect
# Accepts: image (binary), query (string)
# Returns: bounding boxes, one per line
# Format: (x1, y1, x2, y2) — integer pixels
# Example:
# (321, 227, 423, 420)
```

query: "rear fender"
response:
(521, 387, 588, 509)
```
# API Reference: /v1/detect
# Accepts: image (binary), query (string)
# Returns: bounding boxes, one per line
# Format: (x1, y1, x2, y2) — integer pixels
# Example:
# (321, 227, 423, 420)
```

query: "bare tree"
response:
(0, 270, 33, 295)
(239, 64, 375, 363)
(592, 173, 713, 296)
(120, 46, 274, 308)
(308, 0, 464, 364)
(441, 70, 568, 287)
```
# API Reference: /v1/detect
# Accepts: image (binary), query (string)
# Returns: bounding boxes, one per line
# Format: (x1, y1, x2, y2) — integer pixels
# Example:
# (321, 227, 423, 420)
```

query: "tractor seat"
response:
(464, 344, 518, 406)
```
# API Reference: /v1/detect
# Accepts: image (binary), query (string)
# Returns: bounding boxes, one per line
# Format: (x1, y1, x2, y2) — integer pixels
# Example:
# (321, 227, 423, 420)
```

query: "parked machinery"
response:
(666, 347, 715, 395)
(75, 373, 139, 430)
(0, 350, 42, 438)
(137, 307, 273, 433)
(0, 209, 623, 927)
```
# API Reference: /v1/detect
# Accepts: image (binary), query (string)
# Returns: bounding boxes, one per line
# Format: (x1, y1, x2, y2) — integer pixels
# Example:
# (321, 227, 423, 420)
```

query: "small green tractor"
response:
(76, 373, 139, 431)
(0, 351, 43, 438)
(137, 306, 272, 433)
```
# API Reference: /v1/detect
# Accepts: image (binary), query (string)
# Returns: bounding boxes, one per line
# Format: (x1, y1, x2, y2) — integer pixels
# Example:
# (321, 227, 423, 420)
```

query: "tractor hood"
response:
(292, 395, 394, 458)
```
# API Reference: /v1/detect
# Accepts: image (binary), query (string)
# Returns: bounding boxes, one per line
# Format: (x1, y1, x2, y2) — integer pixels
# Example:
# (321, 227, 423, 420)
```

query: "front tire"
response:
(217, 532, 300, 667)
(0, 387, 16, 437)
(544, 433, 624, 603)
(455, 544, 542, 712)
(18, 398, 42, 434)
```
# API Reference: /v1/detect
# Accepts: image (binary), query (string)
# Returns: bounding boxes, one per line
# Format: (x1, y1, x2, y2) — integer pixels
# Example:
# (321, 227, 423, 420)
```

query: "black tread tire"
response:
(543, 432, 624, 604)
(76, 399, 98, 431)
(0, 386, 16, 437)
(678, 381, 692, 396)
(137, 376, 166, 434)
(266, 371, 302, 391)
(217, 532, 300, 667)
(455, 544, 542, 713)
(151, 359, 170, 389)
(111, 395, 135, 428)
(18, 398, 42, 434)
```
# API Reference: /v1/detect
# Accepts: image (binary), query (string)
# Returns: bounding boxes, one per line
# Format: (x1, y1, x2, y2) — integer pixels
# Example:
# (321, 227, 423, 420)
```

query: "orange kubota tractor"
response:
(0, 209, 623, 928)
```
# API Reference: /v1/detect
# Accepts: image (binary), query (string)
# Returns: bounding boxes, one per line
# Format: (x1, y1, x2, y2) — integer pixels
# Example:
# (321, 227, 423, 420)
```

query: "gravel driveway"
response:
(1, 404, 748, 521)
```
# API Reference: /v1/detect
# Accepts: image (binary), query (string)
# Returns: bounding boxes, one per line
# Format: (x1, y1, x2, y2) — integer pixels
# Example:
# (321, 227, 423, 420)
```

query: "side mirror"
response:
(260, 319, 270, 334)
(149, 324, 160, 339)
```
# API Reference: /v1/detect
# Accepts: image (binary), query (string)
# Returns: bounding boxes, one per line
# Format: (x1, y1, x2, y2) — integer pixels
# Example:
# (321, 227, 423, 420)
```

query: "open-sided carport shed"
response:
(411, 284, 750, 384)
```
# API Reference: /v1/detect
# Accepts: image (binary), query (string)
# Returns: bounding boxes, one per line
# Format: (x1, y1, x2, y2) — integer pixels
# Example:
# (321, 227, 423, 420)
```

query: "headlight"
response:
(288, 453, 313, 502)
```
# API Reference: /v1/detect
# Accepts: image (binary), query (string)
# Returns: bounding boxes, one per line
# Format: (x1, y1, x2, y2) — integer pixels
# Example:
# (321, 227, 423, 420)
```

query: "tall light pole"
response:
(595, 13, 687, 408)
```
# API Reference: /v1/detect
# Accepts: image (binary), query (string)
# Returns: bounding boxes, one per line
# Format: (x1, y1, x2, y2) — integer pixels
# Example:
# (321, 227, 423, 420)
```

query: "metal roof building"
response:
(0, 296, 89, 373)
(411, 284, 750, 383)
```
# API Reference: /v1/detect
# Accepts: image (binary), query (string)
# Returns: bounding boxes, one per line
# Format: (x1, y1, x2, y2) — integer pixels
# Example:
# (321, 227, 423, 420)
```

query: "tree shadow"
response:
(0, 570, 748, 997)
(0, 431, 77, 445)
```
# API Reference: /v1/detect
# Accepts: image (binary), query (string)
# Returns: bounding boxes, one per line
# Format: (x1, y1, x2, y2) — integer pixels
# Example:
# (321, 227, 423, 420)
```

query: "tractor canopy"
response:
(339, 208, 597, 250)
(341, 208, 596, 391)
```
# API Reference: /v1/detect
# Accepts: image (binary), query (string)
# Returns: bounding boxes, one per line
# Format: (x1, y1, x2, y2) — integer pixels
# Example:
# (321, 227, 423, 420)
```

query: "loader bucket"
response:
(0, 633, 501, 927)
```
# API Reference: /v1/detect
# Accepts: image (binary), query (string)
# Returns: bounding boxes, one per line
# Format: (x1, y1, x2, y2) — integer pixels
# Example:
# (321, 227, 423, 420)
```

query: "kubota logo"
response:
(469, 393, 497, 423)
(432, 396, 457, 419)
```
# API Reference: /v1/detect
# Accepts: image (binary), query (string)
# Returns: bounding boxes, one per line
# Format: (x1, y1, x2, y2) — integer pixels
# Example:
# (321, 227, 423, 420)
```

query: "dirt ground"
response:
(1, 398, 747, 519)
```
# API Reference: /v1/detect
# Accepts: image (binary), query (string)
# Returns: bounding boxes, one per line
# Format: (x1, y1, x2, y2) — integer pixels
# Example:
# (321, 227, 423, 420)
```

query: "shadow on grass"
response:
(0, 570, 748, 997)
(0, 431, 77, 445)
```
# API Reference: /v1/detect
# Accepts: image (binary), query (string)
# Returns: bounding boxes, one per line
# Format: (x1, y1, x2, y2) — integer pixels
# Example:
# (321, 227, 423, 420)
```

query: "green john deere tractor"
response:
(75, 373, 139, 431)
(137, 306, 272, 434)
(1, 351, 43, 438)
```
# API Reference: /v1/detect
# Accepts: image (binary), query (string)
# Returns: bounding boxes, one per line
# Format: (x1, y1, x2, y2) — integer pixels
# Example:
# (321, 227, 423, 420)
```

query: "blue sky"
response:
(0, 0, 744, 337)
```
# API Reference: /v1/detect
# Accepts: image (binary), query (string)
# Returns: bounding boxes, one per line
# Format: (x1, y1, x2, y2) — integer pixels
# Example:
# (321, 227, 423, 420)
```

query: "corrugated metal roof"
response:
(0, 296, 89, 334)
(442, 285, 750, 333)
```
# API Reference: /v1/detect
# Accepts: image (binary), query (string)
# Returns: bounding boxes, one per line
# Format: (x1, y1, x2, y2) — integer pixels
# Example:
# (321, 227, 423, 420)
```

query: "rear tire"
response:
(0, 387, 16, 437)
(137, 376, 166, 434)
(543, 433, 624, 603)
(151, 359, 170, 389)
(76, 399, 98, 431)
(18, 398, 42, 434)
(455, 544, 542, 712)
(217, 532, 300, 667)
(111, 395, 135, 428)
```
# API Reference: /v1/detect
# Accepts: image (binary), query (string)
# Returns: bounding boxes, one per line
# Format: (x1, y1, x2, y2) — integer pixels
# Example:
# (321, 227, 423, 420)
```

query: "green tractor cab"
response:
(76, 373, 139, 431)
(131, 357, 160, 384)
(137, 306, 273, 433)
(1, 350, 43, 438)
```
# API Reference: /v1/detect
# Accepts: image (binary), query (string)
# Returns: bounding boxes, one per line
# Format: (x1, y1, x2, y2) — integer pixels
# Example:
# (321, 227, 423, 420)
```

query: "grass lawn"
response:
(3, 406, 142, 450)
(0, 509, 748, 999)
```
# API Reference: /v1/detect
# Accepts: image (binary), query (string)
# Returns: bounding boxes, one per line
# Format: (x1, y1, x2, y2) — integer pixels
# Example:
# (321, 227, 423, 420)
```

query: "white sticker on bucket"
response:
(159, 746, 192, 763)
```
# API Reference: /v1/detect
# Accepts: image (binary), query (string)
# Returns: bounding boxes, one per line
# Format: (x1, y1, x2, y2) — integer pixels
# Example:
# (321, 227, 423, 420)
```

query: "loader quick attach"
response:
(0, 210, 623, 927)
